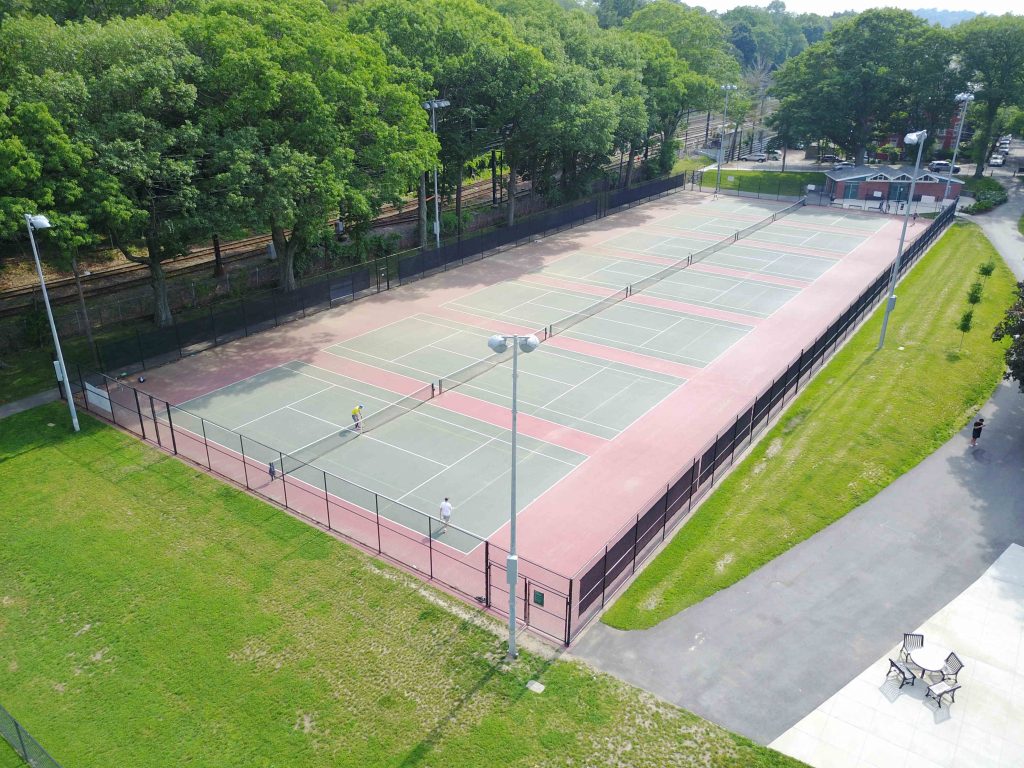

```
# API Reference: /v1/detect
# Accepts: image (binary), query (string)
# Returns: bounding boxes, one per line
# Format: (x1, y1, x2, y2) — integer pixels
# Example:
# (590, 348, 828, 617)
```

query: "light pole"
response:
(25, 214, 79, 432)
(422, 98, 450, 250)
(716, 84, 738, 194)
(943, 92, 974, 203)
(487, 332, 540, 660)
(878, 130, 927, 350)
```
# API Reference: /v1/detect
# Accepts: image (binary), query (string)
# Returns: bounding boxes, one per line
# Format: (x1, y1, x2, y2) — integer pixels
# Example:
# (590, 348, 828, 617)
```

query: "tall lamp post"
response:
(422, 98, 451, 250)
(716, 84, 738, 194)
(878, 130, 927, 350)
(487, 332, 540, 660)
(25, 213, 79, 432)
(943, 92, 974, 203)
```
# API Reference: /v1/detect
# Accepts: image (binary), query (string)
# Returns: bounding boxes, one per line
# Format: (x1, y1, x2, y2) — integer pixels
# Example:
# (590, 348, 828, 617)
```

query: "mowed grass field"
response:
(605, 221, 1016, 630)
(0, 406, 804, 767)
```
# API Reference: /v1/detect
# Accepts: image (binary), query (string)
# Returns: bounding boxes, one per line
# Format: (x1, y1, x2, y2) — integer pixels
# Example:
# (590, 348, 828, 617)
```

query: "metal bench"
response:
(886, 658, 916, 689)
(926, 680, 961, 708)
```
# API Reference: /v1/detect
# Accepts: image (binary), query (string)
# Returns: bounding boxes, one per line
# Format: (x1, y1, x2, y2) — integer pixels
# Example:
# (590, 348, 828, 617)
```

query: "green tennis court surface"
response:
(161, 195, 890, 558)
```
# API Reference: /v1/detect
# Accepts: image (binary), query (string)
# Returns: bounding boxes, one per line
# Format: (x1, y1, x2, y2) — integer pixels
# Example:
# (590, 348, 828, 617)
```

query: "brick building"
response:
(823, 165, 963, 206)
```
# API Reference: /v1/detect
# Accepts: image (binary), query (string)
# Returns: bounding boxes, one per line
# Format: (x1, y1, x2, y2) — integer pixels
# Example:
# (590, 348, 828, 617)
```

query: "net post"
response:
(564, 578, 573, 645)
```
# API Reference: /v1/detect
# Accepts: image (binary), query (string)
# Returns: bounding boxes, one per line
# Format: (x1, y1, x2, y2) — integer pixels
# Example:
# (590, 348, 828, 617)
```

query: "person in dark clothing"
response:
(970, 417, 985, 447)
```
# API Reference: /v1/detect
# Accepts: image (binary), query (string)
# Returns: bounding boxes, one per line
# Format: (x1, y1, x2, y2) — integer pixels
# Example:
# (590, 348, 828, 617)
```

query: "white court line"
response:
(452, 379, 626, 434)
(533, 363, 610, 412)
(232, 381, 337, 429)
(566, 328, 708, 368)
(178, 358, 313, 408)
(391, 327, 466, 364)
(396, 432, 507, 503)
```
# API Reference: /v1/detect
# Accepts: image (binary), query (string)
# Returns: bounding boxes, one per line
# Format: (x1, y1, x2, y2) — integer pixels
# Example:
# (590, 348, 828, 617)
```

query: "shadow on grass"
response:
(397, 647, 560, 767)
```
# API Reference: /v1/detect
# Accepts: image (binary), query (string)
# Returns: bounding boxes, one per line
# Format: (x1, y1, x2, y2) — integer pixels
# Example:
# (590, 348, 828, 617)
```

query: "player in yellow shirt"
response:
(351, 404, 363, 431)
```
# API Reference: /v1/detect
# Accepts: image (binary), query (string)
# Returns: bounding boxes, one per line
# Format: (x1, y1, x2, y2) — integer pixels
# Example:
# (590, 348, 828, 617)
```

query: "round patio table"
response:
(910, 645, 949, 680)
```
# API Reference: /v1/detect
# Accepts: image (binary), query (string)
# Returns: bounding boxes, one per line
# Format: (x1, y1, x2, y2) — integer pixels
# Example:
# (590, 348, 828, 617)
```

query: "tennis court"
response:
(132, 191, 921, 618)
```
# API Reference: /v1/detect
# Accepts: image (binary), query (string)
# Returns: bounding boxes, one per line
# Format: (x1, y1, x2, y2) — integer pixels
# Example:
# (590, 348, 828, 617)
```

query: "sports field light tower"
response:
(944, 92, 974, 203)
(25, 213, 79, 432)
(487, 332, 540, 660)
(716, 84, 738, 194)
(422, 98, 451, 250)
(878, 129, 927, 350)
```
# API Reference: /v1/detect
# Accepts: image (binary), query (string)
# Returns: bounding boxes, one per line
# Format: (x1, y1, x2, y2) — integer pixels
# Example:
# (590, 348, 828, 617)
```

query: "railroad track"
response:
(0, 108, 752, 317)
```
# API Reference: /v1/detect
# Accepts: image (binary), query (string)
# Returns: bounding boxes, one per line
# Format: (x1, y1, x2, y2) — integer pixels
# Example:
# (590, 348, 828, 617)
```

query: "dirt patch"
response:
(714, 553, 734, 573)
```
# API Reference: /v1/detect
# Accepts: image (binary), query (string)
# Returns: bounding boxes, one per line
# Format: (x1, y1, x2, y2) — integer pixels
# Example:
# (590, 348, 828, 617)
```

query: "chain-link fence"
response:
(0, 704, 62, 768)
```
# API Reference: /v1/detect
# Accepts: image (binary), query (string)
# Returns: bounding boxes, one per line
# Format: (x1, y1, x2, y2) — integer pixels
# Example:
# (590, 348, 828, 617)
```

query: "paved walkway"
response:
(0, 387, 59, 420)
(573, 179, 1024, 745)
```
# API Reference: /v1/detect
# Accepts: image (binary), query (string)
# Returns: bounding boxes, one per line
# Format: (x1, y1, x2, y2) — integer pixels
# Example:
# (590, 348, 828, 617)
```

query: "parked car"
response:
(832, 161, 855, 170)
(820, 153, 842, 163)
(989, 155, 1005, 167)
(928, 160, 961, 173)
(740, 152, 768, 162)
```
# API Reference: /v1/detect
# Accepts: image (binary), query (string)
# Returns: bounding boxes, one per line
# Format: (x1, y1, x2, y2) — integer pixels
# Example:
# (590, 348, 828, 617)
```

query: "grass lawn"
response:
(672, 156, 710, 174)
(0, 405, 803, 768)
(604, 221, 1015, 630)
(700, 170, 825, 198)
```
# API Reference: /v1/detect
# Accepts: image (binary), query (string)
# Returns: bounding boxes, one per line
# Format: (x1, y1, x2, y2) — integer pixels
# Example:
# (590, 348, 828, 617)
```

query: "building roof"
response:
(825, 165, 963, 184)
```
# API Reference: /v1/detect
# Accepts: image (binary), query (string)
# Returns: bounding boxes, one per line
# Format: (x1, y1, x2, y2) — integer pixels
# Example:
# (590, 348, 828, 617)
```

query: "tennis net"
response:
(278, 381, 435, 474)
(630, 198, 806, 297)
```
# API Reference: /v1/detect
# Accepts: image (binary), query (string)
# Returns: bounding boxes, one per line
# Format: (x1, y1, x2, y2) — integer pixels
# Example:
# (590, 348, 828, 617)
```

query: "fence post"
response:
(149, 396, 161, 448)
(322, 470, 331, 530)
(631, 513, 640, 574)
(14, 719, 28, 760)
(133, 387, 145, 439)
(599, 546, 609, 608)
(239, 436, 250, 490)
(374, 493, 382, 554)
(484, 541, 491, 608)
(165, 402, 178, 455)
(199, 419, 213, 470)
(279, 451, 288, 509)
(565, 579, 573, 645)
(428, 518, 434, 579)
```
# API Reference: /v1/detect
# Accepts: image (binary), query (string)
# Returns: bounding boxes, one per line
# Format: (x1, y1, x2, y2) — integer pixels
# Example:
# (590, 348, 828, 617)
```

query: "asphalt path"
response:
(572, 155, 1024, 744)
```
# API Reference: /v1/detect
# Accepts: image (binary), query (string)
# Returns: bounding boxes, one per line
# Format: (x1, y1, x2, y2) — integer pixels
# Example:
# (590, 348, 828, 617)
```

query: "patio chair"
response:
(926, 680, 961, 708)
(941, 652, 964, 682)
(899, 633, 924, 662)
(886, 658, 916, 689)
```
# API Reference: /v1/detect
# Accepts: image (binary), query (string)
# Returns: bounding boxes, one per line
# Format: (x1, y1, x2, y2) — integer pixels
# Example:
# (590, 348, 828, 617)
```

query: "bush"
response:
(961, 176, 1008, 214)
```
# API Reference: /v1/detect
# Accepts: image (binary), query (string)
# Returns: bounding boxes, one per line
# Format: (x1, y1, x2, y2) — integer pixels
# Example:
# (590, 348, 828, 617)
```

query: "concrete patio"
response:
(770, 543, 1024, 767)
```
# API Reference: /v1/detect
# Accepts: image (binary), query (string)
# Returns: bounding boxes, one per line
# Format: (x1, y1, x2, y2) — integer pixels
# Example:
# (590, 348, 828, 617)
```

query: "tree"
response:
(349, 0, 542, 238)
(626, 1, 738, 83)
(182, 0, 435, 289)
(770, 10, 953, 164)
(992, 282, 1024, 392)
(596, 0, 645, 29)
(955, 15, 1024, 176)
(957, 309, 973, 351)
(0, 15, 205, 327)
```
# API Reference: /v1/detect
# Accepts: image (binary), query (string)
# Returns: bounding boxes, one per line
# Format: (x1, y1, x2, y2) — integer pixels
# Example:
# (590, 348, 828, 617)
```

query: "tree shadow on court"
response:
(396, 643, 563, 767)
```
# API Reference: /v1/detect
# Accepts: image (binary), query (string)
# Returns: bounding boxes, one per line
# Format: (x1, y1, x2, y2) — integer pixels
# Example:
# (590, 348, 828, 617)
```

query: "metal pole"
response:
(943, 94, 972, 203)
(25, 214, 79, 432)
(507, 338, 519, 660)
(878, 133, 927, 350)
(431, 105, 441, 250)
(716, 86, 735, 195)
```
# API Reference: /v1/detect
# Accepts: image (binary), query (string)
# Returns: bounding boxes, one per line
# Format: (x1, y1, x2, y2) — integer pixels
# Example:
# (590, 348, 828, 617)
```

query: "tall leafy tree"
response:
(770, 9, 952, 163)
(954, 15, 1024, 176)
(180, 0, 436, 289)
(993, 282, 1024, 393)
(1, 14, 206, 327)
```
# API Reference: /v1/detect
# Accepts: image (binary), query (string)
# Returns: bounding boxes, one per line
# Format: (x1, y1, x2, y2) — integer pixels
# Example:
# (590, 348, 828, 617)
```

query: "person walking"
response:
(351, 404, 364, 431)
(438, 497, 453, 535)
(268, 460, 277, 482)
(970, 417, 985, 447)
